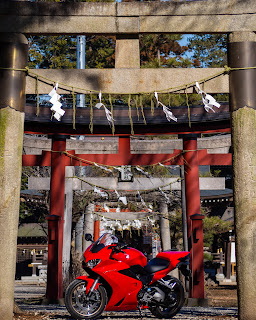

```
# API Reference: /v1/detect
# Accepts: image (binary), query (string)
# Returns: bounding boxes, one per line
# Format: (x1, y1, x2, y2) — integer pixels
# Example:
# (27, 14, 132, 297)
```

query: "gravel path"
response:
(14, 283, 238, 320)
(15, 305, 238, 320)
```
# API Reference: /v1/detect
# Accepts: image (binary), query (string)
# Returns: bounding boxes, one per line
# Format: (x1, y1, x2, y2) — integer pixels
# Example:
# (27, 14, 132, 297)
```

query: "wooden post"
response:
(228, 31, 256, 320)
(183, 135, 207, 305)
(94, 220, 100, 241)
(46, 135, 67, 303)
(0, 33, 28, 320)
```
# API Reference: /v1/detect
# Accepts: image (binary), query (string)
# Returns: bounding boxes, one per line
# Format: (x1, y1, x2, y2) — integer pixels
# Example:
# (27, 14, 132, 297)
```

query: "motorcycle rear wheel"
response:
(149, 276, 184, 319)
(65, 279, 107, 319)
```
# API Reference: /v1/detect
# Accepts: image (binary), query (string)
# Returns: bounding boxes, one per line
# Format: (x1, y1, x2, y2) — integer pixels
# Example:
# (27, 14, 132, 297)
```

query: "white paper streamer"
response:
(95, 90, 114, 127)
(115, 190, 128, 205)
(48, 83, 65, 121)
(158, 187, 170, 204)
(94, 163, 112, 173)
(155, 91, 177, 122)
(137, 191, 152, 212)
(135, 166, 152, 178)
(196, 82, 221, 112)
(94, 186, 108, 199)
(103, 203, 110, 212)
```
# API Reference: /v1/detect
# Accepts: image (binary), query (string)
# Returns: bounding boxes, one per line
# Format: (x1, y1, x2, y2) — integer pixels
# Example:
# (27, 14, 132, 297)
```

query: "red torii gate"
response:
(22, 134, 232, 303)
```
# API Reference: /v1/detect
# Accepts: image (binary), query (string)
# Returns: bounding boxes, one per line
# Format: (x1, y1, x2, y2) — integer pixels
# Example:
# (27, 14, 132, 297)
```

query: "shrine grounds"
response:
(14, 283, 238, 320)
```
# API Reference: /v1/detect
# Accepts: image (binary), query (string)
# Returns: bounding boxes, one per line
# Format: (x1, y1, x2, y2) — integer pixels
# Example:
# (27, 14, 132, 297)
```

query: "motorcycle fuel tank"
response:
(112, 248, 147, 267)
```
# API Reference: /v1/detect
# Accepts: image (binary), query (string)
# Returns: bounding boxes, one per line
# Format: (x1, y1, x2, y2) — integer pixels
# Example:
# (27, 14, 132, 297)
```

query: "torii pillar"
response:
(46, 135, 67, 303)
(228, 32, 256, 320)
(0, 33, 28, 319)
(182, 134, 206, 305)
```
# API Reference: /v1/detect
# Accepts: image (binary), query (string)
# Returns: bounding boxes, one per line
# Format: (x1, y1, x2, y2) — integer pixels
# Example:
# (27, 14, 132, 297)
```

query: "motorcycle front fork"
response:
(88, 277, 100, 297)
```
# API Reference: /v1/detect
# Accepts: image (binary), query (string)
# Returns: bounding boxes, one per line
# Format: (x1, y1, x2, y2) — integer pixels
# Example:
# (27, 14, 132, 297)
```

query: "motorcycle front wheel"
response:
(149, 276, 184, 319)
(65, 279, 107, 319)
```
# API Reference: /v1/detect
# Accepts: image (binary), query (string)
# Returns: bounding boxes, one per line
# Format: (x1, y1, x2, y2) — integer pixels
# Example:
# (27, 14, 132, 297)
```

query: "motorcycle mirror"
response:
(84, 233, 93, 242)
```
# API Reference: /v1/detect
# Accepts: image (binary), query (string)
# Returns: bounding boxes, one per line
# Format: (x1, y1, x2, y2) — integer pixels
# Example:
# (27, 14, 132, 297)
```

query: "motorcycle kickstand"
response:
(137, 304, 144, 320)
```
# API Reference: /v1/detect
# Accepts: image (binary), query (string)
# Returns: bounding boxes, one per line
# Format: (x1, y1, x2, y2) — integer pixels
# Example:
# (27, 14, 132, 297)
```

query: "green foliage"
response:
(169, 210, 183, 249)
(168, 210, 232, 250)
(86, 36, 115, 69)
(203, 216, 232, 249)
(29, 36, 77, 69)
(204, 252, 213, 262)
(188, 34, 227, 68)
(140, 34, 193, 68)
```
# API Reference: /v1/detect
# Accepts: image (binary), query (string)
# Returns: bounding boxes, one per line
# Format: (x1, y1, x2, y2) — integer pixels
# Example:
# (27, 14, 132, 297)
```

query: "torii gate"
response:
(1, 1, 256, 319)
(22, 133, 231, 304)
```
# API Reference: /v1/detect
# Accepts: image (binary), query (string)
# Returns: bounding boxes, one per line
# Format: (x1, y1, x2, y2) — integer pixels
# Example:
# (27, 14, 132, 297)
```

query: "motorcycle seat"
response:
(144, 257, 170, 274)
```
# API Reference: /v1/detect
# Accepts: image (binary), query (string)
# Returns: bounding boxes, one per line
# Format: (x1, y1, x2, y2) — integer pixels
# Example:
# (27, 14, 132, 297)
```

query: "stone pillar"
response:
(63, 166, 74, 291)
(228, 32, 256, 320)
(115, 35, 140, 68)
(75, 214, 84, 254)
(83, 204, 94, 251)
(159, 201, 171, 251)
(0, 33, 27, 320)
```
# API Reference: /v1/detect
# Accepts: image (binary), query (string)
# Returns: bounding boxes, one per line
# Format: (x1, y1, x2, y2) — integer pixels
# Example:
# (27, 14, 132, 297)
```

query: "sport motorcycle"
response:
(65, 232, 190, 319)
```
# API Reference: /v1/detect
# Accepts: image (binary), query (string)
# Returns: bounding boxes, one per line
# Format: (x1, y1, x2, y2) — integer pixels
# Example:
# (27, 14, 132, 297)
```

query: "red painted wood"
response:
(46, 215, 61, 301)
(94, 220, 100, 241)
(190, 214, 205, 300)
(183, 136, 205, 299)
(46, 136, 66, 301)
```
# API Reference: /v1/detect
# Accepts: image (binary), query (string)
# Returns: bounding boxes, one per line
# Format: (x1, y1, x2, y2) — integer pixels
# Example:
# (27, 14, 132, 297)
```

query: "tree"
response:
(140, 34, 193, 68)
(187, 34, 227, 68)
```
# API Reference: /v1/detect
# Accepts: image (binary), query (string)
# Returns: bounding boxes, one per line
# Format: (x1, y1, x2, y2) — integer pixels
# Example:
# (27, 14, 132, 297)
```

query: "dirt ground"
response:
(13, 285, 238, 320)
(206, 285, 238, 308)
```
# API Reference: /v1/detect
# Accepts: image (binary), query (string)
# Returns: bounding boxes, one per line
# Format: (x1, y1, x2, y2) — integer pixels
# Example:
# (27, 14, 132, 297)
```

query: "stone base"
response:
(186, 298, 209, 307)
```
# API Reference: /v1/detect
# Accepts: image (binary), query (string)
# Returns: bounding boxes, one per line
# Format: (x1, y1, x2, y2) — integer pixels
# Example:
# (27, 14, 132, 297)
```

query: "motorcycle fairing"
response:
(76, 275, 100, 294)
(93, 259, 143, 311)
(150, 251, 190, 283)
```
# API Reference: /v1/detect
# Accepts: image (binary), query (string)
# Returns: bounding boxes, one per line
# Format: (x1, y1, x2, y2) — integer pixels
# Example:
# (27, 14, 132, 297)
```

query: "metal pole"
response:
(77, 36, 86, 108)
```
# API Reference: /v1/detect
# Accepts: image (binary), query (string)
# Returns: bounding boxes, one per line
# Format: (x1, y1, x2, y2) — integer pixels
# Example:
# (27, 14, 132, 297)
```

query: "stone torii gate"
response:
(1, 1, 256, 319)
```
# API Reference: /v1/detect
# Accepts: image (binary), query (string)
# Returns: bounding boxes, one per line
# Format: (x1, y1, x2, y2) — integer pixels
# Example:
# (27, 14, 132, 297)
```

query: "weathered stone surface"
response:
(23, 135, 231, 155)
(115, 36, 140, 69)
(232, 107, 256, 320)
(26, 68, 228, 94)
(0, 107, 24, 320)
(1, 1, 256, 34)
(28, 176, 225, 192)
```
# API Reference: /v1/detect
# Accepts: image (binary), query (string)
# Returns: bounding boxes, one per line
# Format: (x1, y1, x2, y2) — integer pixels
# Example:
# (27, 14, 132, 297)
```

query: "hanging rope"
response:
(135, 95, 140, 121)
(72, 87, 76, 129)
(36, 75, 39, 117)
(89, 92, 93, 134)
(109, 94, 115, 136)
(128, 94, 134, 135)
(185, 85, 191, 128)
(140, 95, 147, 125)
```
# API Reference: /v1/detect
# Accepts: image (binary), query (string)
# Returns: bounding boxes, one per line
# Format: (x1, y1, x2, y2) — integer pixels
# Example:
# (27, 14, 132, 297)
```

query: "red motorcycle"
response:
(65, 233, 190, 319)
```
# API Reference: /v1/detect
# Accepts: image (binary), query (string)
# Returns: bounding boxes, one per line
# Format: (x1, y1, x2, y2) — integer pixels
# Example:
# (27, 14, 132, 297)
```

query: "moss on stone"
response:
(0, 108, 8, 170)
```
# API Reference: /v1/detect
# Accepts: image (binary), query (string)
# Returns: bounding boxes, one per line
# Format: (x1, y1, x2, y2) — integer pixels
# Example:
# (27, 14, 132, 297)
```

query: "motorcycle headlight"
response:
(86, 259, 101, 269)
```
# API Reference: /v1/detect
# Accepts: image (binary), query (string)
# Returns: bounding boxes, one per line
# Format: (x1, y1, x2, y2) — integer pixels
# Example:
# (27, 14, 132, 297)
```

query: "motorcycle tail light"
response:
(86, 259, 101, 269)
